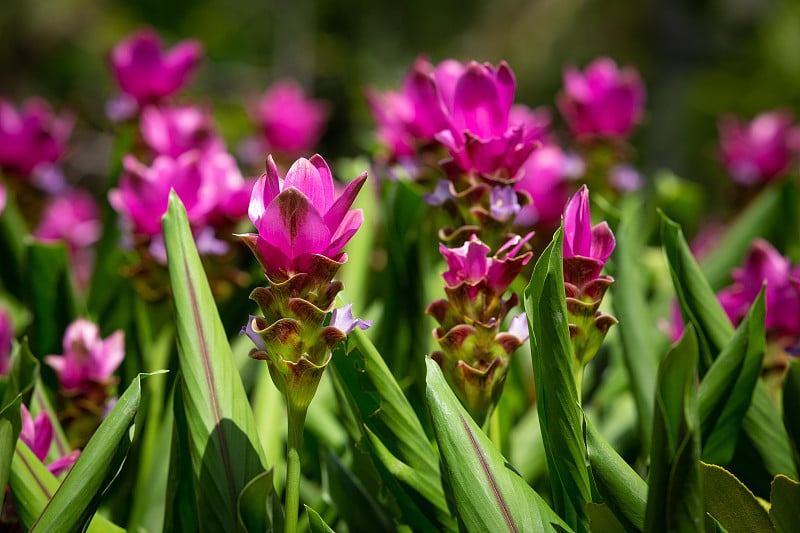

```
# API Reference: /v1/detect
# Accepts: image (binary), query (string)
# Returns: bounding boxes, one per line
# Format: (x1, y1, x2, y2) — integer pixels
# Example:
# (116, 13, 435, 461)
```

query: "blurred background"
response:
(2, 0, 800, 214)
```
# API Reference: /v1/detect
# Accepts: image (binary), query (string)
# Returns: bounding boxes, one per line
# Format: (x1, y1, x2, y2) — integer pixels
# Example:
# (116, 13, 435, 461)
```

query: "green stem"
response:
(285, 403, 307, 533)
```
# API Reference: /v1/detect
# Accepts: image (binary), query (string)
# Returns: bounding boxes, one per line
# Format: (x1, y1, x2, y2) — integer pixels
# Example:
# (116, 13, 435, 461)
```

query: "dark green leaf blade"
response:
(0, 396, 22, 510)
(701, 462, 773, 533)
(162, 192, 268, 531)
(305, 504, 336, 533)
(523, 226, 591, 532)
(645, 326, 703, 533)
(783, 359, 800, 465)
(425, 358, 571, 532)
(770, 475, 800, 533)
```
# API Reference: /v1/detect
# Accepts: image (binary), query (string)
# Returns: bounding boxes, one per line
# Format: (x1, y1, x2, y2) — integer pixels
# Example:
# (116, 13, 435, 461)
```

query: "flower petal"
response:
(323, 172, 367, 230)
(283, 157, 333, 214)
(259, 188, 331, 259)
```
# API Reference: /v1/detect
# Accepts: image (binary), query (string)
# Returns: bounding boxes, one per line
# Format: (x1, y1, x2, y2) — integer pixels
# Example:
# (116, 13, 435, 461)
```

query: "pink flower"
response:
(251, 79, 329, 156)
(436, 61, 538, 178)
(110, 28, 202, 104)
(563, 185, 615, 267)
(35, 189, 101, 250)
(140, 104, 224, 158)
(440, 232, 534, 297)
(19, 405, 79, 476)
(366, 57, 455, 159)
(0, 98, 73, 177)
(514, 145, 575, 226)
(109, 150, 249, 237)
(241, 154, 366, 280)
(557, 57, 645, 139)
(45, 318, 124, 393)
(0, 308, 12, 376)
(717, 239, 800, 338)
(718, 110, 800, 185)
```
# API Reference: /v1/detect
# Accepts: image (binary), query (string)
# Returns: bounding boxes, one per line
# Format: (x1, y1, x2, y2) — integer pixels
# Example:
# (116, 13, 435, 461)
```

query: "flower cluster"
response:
(240, 155, 367, 411)
(718, 109, 800, 186)
(427, 233, 532, 424)
(561, 185, 617, 367)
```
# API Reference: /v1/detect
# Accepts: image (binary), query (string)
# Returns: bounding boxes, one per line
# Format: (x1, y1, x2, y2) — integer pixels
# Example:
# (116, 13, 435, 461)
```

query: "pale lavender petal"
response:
(241, 315, 267, 351)
(508, 312, 530, 343)
(194, 227, 229, 256)
(609, 164, 643, 191)
(105, 93, 139, 122)
(490, 185, 520, 222)
(330, 304, 373, 335)
(423, 179, 454, 206)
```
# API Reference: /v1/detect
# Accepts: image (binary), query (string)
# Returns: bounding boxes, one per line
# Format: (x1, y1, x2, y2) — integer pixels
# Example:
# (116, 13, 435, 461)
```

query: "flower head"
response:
(563, 184, 615, 266)
(251, 79, 329, 156)
(557, 57, 645, 139)
(140, 104, 224, 158)
(45, 318, 124, 393)
(717, 239, 800, 339)
(718, 110, 800, 185)
(240, 154, 366, 281)
(19, 405, 80, 476)
(35, 189, 102, 250)
(110, 28, 202, 104)
(0, 98, 73, 177)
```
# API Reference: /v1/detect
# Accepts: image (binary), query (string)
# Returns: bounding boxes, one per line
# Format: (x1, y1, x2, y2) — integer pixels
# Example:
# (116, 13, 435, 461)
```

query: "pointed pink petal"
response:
(260, 189, 331, 259)
(452, 62, 506, 137)
(309, 154, 335, 210)
(19, 405, 34, 445)
(33, 411, 52, 462)
(590, 222, 615, 264)
(563, 185, 591, 258)
(495, 62, 516, 118)
(248, 174, 267, 227)
(47, 450, 80, 477)
(323, 172, 367, 230)
(283, 157, 332, 213)
(265, 155, 281, 198)
(94, 330, 125, 382)
(325, 208, 363, 257)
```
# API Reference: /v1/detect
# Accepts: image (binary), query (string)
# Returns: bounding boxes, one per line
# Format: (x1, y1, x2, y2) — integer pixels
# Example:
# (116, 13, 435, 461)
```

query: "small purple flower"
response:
(563, 185, 615, 267)
(251, 79, 329, 156)
(0, 98, 73, 177)
(19, 405, 80, 476)
(422, 179, 455, 206)
(240, 154, 366, 280)
(110, 28, 203, 104)
(435, 61, 538, 179)
(718, 110, 800, 185)
(489, 185, 520, 222)
(330, 304, 373, 335)
(609, 163, 643, 191)
(45, 318, 124, 393)
(140, 104, 224, 158)
(557, 57, 645, 139)
(514, 145, 573, 226)
(507, 312, 529, 343)
(717, 239, 800, 339)
(0, 308, 12, 376)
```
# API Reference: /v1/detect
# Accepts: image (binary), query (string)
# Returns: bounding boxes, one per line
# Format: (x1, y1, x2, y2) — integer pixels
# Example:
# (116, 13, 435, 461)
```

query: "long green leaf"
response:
(0, 396, 22, 510)
(702, 463, 773, 533)
(584, 415, 647, 531)
(783, 359, 800, 466)
(426, 358, 570, 532)
(164, 374, 199, 533)
(305, 504, 335, 533)
(609, 198, 659, 452)
(31, 372, 161, 532)
(645, 326, 703, 533)
(524, 226, 591, 532)
(770, 475, 800, 533)
(162, 192, 268, 531)
(698, 290, 765, 464)
(661, 213, 797, 479)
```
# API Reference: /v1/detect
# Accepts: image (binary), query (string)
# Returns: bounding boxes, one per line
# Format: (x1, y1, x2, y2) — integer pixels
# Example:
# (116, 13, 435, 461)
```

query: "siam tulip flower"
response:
(109, 28, 203, 105)
(239, 154, 367, 282)
(140, 104, 224, 158)
(717, 239, 800, 339)
(557, 57, 645, 139)
(427, 233, 534, 424)
(718, 110, 800, 185)
(561, 185, 617, 366)
(19, 405, 80, 476)
(435, 61, 539, 180)
(45, 318, 124, 394)
(0, 308, 12, 376)
(250, 79, 330, 157)
(514, 145, 576, 227)
(0, 98, 73, 178)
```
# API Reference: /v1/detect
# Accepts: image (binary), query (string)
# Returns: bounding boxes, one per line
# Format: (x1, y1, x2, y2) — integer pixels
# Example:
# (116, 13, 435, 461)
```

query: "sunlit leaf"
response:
(702, 462, 773, 533)
(770, 475, 800, 533)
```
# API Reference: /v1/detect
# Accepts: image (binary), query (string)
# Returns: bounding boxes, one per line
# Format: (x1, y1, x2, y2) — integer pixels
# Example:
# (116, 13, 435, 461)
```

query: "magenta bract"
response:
(563, 185, 615, 267)
(35, 189, 102, 250)
(140, 104, 224, 158)
(110, 28, 202, 104)
(718, 110, 800, 185)
(45, 318, 124, 393)
(19, 405, 80, 476)
(557, 57, 645, 139)
(243, 154, 366, 280)
(0, 98, 73, 177)
(252, 79, 329, 156)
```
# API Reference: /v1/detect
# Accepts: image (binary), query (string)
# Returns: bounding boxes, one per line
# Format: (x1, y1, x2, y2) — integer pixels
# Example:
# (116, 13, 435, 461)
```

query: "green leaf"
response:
(645, 326, 703, 533)
(586, 503, 627, 533)
(323, 449, 393, 533)
(330, 327, 450, 527)
(24, 240, 77, 357)
(238, 469, 280, 533)
(0, 177, 29, 298)
(164, 374, 199, 533)
(770, 475, 800, 533)
(0, 396, 22, 510)
(584, 415, 647, 531)
(162, 192, 268, 531)
(698, 289, 765, 464)
(701, 462, 773, 533)
(608, 198, 659, 452)
(523, 226, 591, 532)
(1, 338, 39, 408)
(660, 213, 797, 480)
(305, 504, 336, 533)
(31, 372, 162, 532)
(425, 358, 571, 532)
(783, 360, 800, 465)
